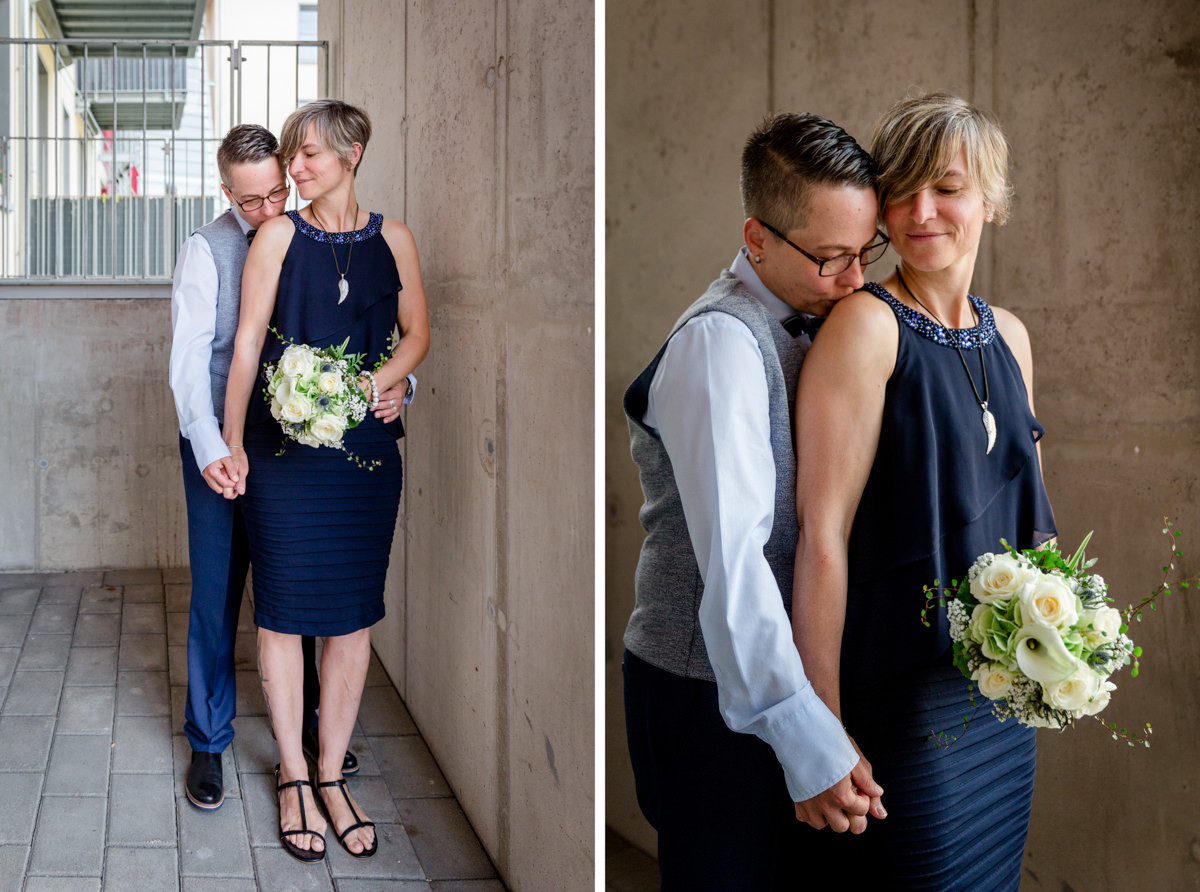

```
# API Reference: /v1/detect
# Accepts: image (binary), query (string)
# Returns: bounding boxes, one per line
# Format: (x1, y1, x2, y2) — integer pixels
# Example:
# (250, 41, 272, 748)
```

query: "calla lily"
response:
(1014, 624, 1079, 684)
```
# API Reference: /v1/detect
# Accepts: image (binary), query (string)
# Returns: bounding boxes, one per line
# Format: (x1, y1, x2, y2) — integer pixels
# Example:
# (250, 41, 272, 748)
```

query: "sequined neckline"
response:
(287, 209, 383, 243)
(863, 281, 996, 348)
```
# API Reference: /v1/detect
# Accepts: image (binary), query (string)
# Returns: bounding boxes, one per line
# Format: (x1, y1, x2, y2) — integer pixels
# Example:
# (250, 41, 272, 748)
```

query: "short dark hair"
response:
(741, 113, 875, 233)
(217, 124, 280, 186)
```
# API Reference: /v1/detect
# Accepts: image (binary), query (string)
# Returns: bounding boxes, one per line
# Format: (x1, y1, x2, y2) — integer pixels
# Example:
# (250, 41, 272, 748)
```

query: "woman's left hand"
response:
(374, 379, 408, 424)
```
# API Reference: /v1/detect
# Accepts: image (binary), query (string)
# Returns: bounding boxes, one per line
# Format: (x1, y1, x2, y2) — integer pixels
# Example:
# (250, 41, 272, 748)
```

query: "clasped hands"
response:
(794, 740, 886, 834)
(200, 379, 410, 500)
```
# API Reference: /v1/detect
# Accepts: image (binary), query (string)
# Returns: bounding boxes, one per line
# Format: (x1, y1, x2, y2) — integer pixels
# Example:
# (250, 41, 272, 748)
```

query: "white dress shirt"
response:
(642, 247, 857, 803)
(169, 207, 418, 475)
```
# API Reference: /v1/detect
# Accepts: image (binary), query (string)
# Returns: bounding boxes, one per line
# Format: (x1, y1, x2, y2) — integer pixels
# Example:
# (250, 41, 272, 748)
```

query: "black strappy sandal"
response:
(317, 777, 378, 858)
(275, 767, 326, 863)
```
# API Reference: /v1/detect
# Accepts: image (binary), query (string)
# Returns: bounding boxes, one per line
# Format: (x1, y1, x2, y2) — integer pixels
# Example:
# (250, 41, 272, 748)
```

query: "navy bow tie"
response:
(783, 313, 822, 340)
(246, 230, 257, 245)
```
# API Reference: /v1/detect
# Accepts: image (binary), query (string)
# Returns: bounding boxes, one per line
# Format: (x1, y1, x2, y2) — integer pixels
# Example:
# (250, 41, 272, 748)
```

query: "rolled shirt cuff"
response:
(185, 416, 231, 474)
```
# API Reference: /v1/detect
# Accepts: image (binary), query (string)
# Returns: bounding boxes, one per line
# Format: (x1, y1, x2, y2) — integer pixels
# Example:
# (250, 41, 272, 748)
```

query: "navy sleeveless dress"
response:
(816, 283, 1056, 889)
(240, 210, 404, 636)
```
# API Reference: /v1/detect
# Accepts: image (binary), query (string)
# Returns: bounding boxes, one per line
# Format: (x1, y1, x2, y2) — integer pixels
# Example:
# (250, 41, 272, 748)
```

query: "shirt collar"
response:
(730, 246, 796, 324)
(230, 207, 255, 235)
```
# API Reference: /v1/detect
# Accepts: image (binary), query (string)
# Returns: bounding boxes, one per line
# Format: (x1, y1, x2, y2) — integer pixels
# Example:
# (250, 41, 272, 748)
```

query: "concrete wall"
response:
(325, 2, 594, 891)
(606, 1, 1200, 887)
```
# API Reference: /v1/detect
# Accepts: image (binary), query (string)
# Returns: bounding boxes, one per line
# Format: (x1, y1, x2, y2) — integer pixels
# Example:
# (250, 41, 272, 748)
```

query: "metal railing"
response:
(0, 37, 327, 287)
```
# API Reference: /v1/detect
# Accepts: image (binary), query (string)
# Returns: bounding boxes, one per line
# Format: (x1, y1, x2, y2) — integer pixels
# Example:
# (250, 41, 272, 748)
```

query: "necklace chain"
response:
(309, 202, 358, 303)
(894, 266, 996, 455)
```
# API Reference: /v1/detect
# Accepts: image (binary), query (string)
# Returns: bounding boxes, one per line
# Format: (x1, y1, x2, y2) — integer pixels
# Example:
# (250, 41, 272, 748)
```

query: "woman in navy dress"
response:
(791, 93, 1055, 888)
(222, 100, 430, 862)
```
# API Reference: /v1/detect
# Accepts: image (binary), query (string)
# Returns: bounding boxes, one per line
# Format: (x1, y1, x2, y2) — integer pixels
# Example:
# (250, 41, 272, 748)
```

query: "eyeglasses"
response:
(759, 220, 890, 277)
(226, 184, 290, 212)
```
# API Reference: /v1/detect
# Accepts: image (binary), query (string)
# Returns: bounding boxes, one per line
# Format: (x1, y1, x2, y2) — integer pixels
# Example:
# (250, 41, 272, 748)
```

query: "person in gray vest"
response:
(621, 112, 890, 889)
(169, 124, 413, 810)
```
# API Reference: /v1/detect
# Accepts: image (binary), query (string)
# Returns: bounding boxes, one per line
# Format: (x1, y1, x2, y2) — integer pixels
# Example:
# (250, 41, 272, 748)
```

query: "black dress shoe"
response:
(186, 751, 225, 810)
(301, 727, 360, 776)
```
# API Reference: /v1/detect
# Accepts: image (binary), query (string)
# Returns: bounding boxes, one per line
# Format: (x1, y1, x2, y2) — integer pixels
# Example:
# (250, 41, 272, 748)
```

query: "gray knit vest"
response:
(622, 270, 805, 681)
(193, 209, 250, 419)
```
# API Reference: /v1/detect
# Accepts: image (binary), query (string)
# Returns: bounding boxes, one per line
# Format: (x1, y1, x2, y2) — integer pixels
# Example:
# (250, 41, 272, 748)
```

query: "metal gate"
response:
(0, 37, 328, 284)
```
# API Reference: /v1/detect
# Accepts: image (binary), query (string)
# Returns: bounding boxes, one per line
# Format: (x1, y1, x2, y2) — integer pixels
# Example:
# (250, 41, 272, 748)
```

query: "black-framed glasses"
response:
(759, 220, 889, 277)
(226, 184, 290, 212)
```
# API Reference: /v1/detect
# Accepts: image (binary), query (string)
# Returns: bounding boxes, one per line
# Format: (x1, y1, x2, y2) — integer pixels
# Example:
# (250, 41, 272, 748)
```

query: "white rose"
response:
(1080, 679, 1117, 716)
(269, 397, 283, 421)
(1081, 606, 1122, 643)
(970, 554, 1032, 604)
(1044, 664, 1101, 713)
(318, 371, 343, 395)
(310, 413, 347, 446)
(279, 344, 317, 379)
(280, 394, 314, 424)
(971, 662, 1014, 700)
(1018, 575, 1080, 630)
(295, 429, 322, 448)
(1014, 624, 1079, 685)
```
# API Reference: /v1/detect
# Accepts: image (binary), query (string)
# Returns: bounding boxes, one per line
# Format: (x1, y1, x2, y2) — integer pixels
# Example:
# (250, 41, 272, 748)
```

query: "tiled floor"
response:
(0, 568, 507, 891)
(604, 829, 658, 892)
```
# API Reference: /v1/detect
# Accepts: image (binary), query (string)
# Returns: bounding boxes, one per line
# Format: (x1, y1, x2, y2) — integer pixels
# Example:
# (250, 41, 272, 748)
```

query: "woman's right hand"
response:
(226, 445, 249, 498)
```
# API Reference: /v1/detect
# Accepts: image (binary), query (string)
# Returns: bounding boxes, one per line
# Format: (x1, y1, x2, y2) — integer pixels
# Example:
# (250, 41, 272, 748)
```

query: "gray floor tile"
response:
(171, 684, 187, 733)
(357, 686, 418, 737)
(104, 569, 162, 586)
(234, 631, 256, 671)
(166, 583, 192, 613)
(0, 773, 43, 844)
(168, 610, 189, 646)
(64, 645, 118, 686)
(170, 643, 189, 687)
(181, 878, 259, 891)
(108, 773, 177, 846)
(53, 571, 106, 586)
(430, 882, 508, 892)
(116, 670, 171, 716)
(44, 733, 112, 796)
(28, 795, 106, 876)
(364, 653, 395, 687)
(163, 567, 191, 584)
(231, 715, 277, 774)
(369, 737, 451, 799)
(118, 633, 168, 671)
(38, 585, 83, 605)
(0, 648, 20, 686)
(343, 883, 433, 892)
(0, 845, 28, 889)
(178, 796, 254, 877)
(241, 770, 285, 849)
(30, 601, 78, 634)
(0, 588, 39, 615)
(122, 602, 166, 634)
(122, 582, 165, 603)
(72, 613, 122, 648)
(250, 844, 335, 891)
(3, 670, 64, 715)
(78, 585, 122, 614)
(16, 634, 72, 671)
(57, 685, 115, 734)
(0, 574, 45, 587)
(24, 877, 100, 892)
(103, 846, 179, 891)
(0, 614, 31, 646)
(112, 715, 173, 773)
(325, 821, 423, 879)
(0, 715, 55, 770)
(396, 798, 496, 881)
(234, 669, 267, 717)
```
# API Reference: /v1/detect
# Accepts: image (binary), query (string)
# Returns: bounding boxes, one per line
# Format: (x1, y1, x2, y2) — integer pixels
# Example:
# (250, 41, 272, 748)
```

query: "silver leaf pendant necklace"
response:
(895, 266, 996, 455)
(309, 202, 358, 304)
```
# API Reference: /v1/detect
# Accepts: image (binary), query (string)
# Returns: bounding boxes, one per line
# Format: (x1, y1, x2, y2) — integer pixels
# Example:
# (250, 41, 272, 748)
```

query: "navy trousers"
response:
(180, 436, 320, 752)
(623, 650, 831, 891)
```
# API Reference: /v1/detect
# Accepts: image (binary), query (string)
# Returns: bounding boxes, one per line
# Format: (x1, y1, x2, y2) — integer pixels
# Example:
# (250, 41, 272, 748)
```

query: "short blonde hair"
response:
(279, 100, 372, 177)
(870, 92, 1012, 225)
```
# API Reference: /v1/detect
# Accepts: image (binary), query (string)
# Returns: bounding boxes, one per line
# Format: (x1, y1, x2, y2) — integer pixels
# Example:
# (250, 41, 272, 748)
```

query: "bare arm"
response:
(993, 305, 1045, 467)
(377, 219, 431, 391)
(790, 293, 896, 831)
(221, 215, 292, 493)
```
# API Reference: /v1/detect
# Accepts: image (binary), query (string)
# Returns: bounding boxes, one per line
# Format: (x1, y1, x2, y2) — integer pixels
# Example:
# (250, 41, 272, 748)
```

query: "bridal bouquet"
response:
(263, 331, 379, 467)
(935, 534, 1137, 733)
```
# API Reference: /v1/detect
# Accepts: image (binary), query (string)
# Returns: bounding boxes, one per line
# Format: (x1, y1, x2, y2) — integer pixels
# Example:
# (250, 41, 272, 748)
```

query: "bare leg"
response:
(259, 628, 326, 853)
(316, 627, 374, 853)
